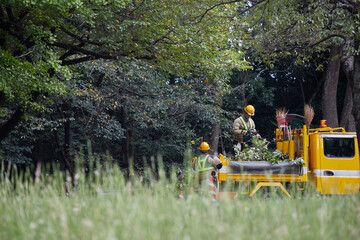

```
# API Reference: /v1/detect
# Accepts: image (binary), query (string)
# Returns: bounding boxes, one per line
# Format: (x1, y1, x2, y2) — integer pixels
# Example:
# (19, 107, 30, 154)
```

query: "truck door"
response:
(317, 134, 360, 194)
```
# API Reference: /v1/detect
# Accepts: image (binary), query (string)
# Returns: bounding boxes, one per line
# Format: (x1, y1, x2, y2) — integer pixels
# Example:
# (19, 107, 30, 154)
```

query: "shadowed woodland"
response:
(1, 0, 360, 181)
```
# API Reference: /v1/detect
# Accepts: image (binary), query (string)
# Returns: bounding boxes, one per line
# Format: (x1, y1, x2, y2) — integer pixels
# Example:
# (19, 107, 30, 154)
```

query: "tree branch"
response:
(337, 0, 360, 12)
(289, 34, 347, 51)
(51, 42, 115, 58)
(307, 34, 347, 48)
(60, 25, 103, 47)
(0, 108, 24, 142)
(118, 86, 159, 97)
(17, 10, 29, 23)
(150, 29, 175, 46)
(235, 0, 268, 18)
(0, 92, 39, 142)
(195, 0, 243, 23)
(61, 56, 96, 65)
(51, 41, 154, 65)
(5, 7, 14, 22)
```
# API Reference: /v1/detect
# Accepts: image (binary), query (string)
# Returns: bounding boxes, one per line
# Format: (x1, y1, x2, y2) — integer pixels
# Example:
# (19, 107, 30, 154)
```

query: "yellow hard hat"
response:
(244, 105, 255, 116)
(199, 142, 210, 151)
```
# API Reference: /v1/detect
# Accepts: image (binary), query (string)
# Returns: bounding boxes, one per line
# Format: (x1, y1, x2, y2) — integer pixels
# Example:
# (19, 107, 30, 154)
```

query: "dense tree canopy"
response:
(0, 0, 249, 139)
(233, 0, 360, 138)
(1, 0, 360, 179)
(0, 0, 253, 177)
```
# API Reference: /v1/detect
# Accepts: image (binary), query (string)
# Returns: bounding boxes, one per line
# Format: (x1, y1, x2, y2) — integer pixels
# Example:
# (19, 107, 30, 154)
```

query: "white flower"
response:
(82, 219, 93, 228)
(30, 222, 37, 229)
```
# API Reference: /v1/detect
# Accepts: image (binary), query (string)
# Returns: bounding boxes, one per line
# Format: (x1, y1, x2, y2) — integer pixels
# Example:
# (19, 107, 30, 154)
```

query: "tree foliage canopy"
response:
(237, 0, 359, 65)
(2, 0, 360, 173)
(1, 0, 250, 113)
(0, 0, 254, 166)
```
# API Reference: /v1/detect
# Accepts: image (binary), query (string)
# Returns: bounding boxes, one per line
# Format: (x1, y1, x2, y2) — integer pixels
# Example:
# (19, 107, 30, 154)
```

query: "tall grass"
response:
(0, 159, 359, 240)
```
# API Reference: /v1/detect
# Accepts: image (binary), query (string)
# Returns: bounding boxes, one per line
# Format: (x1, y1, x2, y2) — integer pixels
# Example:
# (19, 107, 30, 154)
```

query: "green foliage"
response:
(125, 0, 251, 79)
(236, 0, 357, 64)
(2, 0, 250, 79)
(0, 49, 69, 112)
(0, 1, 251, 103)
(2, 0, 342, 170)
(235, 137, 304, 165)
(0, 134, 33, 164)
(74, 59, 231, 163)
(0, 0, 254, 165)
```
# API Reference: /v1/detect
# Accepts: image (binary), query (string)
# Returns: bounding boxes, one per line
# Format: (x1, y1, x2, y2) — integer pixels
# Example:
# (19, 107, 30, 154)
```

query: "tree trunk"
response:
(0, 91, 39, 143)
(53, 104, 75, 186)
(210, 123, 220, 155)
(307, 72, 325, 105)
(127, 127, 135, 162)
(352, 39, 360, 154)
(64, 107, 74, 182)
(340, 55, 356, 131)
(240, 70, 249, 106)
(210, 83, 224, 155)
(296, 77, 306, 105)
(129, 132, 135, 162)
(119, 103, 130, 167)
(322, 45, 342, 127)
(0, 108, 24, 142)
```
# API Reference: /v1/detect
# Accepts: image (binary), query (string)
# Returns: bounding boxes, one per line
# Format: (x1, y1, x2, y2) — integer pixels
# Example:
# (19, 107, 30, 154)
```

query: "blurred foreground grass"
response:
(0, 161, 359, 240)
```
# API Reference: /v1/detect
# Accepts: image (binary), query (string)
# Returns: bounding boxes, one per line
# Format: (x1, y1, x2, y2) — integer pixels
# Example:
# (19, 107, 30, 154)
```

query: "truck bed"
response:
(228, 161, 302, 175)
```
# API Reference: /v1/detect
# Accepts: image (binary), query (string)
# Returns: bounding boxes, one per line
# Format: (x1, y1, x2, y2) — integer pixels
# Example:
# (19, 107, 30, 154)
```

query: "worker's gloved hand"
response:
(249, 129, 257, 135)
(243, 133, 251, 142)
(249, 129, 261, 140)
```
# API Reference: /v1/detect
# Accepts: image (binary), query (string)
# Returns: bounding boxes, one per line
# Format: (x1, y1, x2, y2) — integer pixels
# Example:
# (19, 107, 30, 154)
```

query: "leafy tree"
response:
(1, 0, 252, 178)
(0, 0, 249, 139)
(230, 0, 360, 138)
(76, 59, 229, 166)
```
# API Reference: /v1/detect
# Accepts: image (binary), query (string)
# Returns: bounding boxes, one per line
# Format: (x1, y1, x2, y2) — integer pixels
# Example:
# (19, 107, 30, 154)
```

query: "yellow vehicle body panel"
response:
(218, 125, 360, 196)
(221, 173, 302, 182)
(313, 176, 360, 194)
(308, 131, 360, 194)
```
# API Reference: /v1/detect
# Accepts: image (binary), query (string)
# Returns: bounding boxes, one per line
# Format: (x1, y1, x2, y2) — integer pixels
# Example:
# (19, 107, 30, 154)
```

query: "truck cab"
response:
(308, 127, 360, 194)
(276, 123, 360, 195)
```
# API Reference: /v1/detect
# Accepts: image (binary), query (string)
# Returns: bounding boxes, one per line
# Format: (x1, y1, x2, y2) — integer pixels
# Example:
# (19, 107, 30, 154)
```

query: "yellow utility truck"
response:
(218, 121, 360, 197)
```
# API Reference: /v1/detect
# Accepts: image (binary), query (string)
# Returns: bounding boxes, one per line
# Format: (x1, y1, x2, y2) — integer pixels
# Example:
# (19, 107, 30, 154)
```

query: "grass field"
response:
(0, 162, 359, 240)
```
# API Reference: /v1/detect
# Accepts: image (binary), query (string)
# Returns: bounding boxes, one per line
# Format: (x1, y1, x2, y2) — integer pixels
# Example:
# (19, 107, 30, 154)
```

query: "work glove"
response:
(243, 132, 251, 142)
(249, 129, 257, 135)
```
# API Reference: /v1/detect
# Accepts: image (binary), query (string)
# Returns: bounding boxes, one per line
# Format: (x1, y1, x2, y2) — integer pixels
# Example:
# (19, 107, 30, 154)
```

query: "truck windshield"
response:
(323, 137, 355, 158)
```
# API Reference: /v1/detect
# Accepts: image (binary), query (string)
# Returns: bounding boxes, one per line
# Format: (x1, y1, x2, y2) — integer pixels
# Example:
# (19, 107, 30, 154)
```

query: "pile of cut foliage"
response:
(234, 137, 305, 165)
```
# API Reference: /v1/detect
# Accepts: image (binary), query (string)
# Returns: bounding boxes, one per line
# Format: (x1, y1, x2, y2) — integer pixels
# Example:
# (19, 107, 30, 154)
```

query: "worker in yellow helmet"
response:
(232, 105, 260, 151)
(192, 142, 222, 191)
